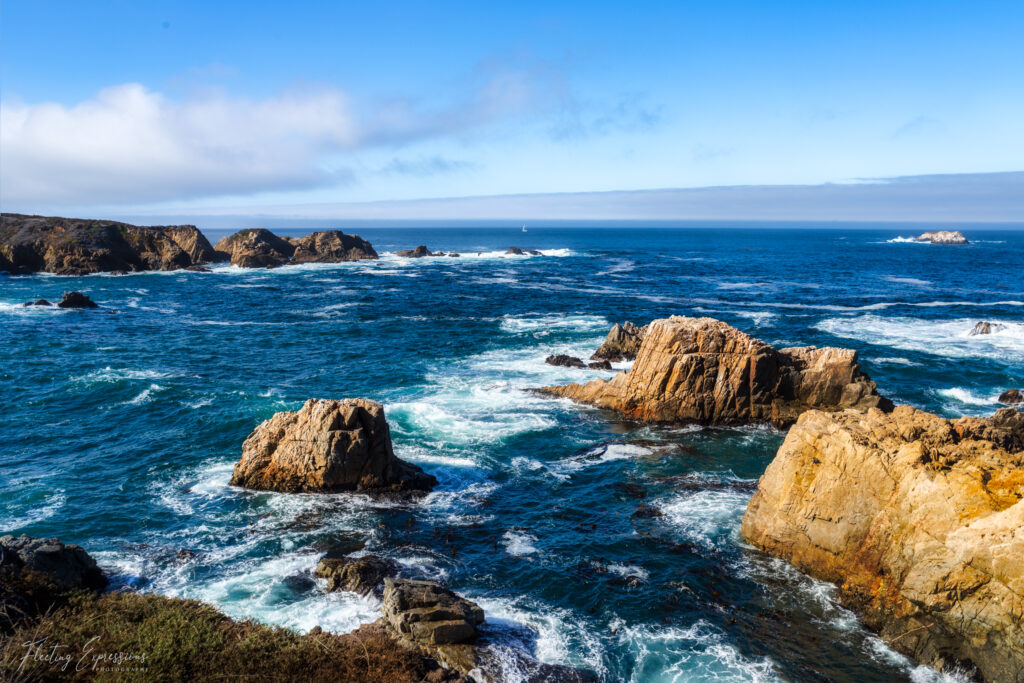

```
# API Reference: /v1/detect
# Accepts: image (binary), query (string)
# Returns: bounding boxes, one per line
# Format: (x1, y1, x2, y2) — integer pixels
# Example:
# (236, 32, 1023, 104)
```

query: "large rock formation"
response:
(215, 229, 376, 267)
(229, 398, 436, 494)
(741, 406, 1024, 681)
(591, 321, 648, 362)
(0, 535, 106, 590)
(540, 316, 891, 427)
(914, 230, 968, 244)
(0, 213, 220, 275)
(381, 579, 485, 647)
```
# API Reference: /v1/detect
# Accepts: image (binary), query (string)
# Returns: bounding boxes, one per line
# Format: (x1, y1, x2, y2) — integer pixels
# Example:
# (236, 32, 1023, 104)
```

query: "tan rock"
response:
(915, 230, 968, 244)
(291, 230, 377, 262)
(741, 406, 1024, 681)
(541, 316, 890, 427)
(214, 228, 295, 268)
(229, 398, 436, 493)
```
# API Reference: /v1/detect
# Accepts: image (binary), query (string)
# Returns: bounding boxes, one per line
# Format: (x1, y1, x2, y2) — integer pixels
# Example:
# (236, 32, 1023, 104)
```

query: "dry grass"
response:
(0, 568, 446, 682)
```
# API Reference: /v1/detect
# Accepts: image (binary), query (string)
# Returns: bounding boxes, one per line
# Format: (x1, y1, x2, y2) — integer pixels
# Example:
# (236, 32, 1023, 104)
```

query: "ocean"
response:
(2, 226, 1021, 682)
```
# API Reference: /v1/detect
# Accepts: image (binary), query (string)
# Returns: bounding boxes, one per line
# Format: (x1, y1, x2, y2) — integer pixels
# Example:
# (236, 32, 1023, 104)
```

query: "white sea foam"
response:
(74, 366, 180, 383)
(660, 489, 751, 551)
(882, 276, 932, 286)
(125, 383, 165, 405)
(872, 357, 921, 366)
(934, 387, 1001, 408)
(615, 619, 778, 682)
(607, 563, 649, 582)
(499, 313, 610, 333)
(502, 530, 540, 556)
(557, 442, 655, 473)
(1, 489, 66, 532)
(815, 315, 1024, 361)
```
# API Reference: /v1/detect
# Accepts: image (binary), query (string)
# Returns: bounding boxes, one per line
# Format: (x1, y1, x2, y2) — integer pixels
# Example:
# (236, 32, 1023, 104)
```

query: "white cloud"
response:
(0, 68, 551, 207)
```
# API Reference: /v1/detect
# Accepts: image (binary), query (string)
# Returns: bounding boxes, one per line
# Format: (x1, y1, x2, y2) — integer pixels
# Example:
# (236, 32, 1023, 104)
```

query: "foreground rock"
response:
(215, 228, 376, 267)
(229, 398, 436, 494)
(316, 552, 399, 596)
(591, 321, 648, 361)
(545, 354, 586, 368)
(742, 406, 1024, 681)
(914, 230, 968, 244)
(0, 213, 221, 275)
(999, 388, 1023, 404)
(541, 316, 891, 427)
(380, 579, 596, 682)
(0, 535, 106, 590)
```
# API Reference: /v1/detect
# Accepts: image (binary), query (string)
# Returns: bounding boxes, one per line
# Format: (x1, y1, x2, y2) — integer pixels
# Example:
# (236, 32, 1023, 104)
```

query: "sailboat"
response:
(522, 224, 527, 233)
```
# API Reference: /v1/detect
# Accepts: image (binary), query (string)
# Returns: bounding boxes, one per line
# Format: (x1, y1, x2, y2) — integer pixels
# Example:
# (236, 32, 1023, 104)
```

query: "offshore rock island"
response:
(540, 316, 891, 427)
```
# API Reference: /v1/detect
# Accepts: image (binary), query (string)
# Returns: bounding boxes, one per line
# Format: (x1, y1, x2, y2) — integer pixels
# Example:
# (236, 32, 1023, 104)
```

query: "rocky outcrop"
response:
(229, 398, 436, 494)
(591, 322, 647, 361)
(999, 388, 1023, 404)
(915, 230, 968, 244)
(969, 321, 1003, 336)
(541, 316, 891, 427)
(741, 406, 1024, 681)
(396, 245, 435, 258)
(57, 291, 98, 308)
(0, 213, 221, 275)
(381, 579, 485, 647)
(505, 247, 542, 255)
(316, 552, 399, 596)
(215, 229, 376, 267)
(291, 231, 378, 263)
(588, 360, 612, 370)
(0, 535, 106, 590)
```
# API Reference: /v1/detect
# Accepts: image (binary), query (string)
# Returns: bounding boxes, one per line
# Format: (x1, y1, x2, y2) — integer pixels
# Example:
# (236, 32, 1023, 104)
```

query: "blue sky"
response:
(2, 1, 1023, 220)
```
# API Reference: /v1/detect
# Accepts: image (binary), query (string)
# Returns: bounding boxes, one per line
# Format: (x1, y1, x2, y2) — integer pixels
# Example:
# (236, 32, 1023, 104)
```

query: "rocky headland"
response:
(215, 228, 378, 267)
(229, 398, 436, 494)
(0, 213, 221, 275)
(540, 316, 891, 427)
(742, 405, 1024, 681)
(914, 230, 969, 245)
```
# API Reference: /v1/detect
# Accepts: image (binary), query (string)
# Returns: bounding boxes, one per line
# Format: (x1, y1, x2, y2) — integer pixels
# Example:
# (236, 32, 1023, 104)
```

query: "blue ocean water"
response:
(2, 227, 1022, 682)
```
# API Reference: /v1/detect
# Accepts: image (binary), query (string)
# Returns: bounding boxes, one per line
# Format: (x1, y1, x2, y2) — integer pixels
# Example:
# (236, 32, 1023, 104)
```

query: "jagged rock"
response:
(741, 406, 1024, 681)
(914, 230, 968, 244)
(229, 398, 436, 494)
(505, 247, 542, 256)
(969, 321, 1004, 336)
(587, 360, 612, 370)
(214, 229, 295, 268)
(57, 291, 98, 309)
(541, 316, 891, 427)
(591, 322, 647, 361)
(0, 213, 220, 275)
(381, 579, 484, 646)
(545, 354, 586, 368)
(998, 388, 1023, 404)
(506, 247, 525, 255)
(396, 245, 435, 258)
(316, 552, 399, 596)
(290, 230, 378, 263)
(0, 535, 106, 590)
(22, 299, 51, 307)
(185, 265, 211, 272)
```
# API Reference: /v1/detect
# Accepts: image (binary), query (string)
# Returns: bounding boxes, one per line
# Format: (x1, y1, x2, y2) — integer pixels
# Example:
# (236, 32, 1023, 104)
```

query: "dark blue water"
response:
(3, 227, 1022, 682)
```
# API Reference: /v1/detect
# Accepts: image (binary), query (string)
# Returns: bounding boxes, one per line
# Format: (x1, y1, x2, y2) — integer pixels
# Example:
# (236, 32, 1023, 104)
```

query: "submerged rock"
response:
(316, 552, 399, 596)
(541, 316, 891, 427)
(0, 535, 106, 590)
(22, 299, 52, 307)
(998, 388, 1023, 404)
(591, 321, 647, 362)
(57, 291, 98, 309)
(505, 247, 542, 255)
(914, 230, 968, 244)
(229, 398, 436, 494)
(742, 406, 1024, 681)
(0, 213, 221, 275)
(396, 245, 435, 258)
(545, 354, 586, 368)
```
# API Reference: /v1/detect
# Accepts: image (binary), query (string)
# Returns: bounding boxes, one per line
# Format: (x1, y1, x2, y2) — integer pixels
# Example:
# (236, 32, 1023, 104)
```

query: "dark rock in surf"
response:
(396, 245, 435, 258)
(0, 535, 106, 591)
(546, 354, 586, 368)
(316, 553, 399, 596)
(998, 388, 1023, 404)
(969, 321, 1002, 336)
(22, 299, 52, 307)
(591, 321, 648, 362)
(57, 291, 98, 309)
(588, 360, 613, 370)
(633, 503, 664, 518)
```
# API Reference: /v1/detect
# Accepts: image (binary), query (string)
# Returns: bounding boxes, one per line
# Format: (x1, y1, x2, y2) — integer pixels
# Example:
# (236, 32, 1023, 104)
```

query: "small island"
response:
(914, 230, 968, 244)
